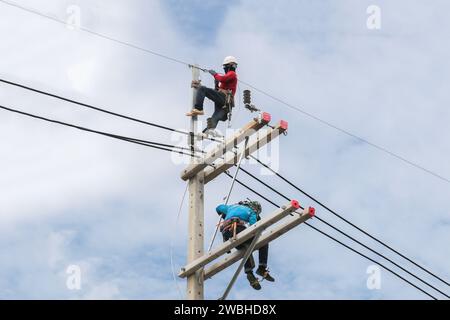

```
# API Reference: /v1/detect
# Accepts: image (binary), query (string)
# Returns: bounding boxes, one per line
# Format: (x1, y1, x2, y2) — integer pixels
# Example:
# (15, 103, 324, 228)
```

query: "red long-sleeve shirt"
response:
(214, 71, 237, 96)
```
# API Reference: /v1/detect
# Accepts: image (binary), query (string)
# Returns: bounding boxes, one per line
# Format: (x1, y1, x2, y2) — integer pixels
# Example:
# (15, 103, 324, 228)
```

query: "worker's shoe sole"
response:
(204, 129, 222, 138)
(186, 109, 204, 116)
(246, 272, 262, 290)
(256, 267, 275, 282)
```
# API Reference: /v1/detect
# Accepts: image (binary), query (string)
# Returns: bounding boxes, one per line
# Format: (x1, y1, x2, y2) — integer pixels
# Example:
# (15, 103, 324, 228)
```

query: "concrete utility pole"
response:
(186, 65, 204, 300)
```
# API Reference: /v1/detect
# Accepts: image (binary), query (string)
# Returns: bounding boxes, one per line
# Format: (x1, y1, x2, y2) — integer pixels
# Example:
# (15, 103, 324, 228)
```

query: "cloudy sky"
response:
(0, 0, 449, 300)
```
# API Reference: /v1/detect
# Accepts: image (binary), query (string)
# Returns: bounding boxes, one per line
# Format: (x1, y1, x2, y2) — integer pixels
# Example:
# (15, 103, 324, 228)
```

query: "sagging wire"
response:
(170, 182, 189, 300)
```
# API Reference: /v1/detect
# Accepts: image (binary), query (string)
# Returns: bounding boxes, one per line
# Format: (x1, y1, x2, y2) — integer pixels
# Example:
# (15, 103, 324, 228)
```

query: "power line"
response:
(0, 104, 201, 158)
(224, 172, 438, 300)
(170, 182, 189, 300)
(314, 216, 449, 298)
(3, 0, 448, 296)
(238, 167, 449, 298)
(239, 81, 450, 185)
(0, 78, 223, 143)
(2, 0, 448, 185)
(249, 155, 450, 288)
(8, 66, 444, 291)
(0, 78, 215, 141)
(305, 222, 438, 300)
(0, 0, 192, 67)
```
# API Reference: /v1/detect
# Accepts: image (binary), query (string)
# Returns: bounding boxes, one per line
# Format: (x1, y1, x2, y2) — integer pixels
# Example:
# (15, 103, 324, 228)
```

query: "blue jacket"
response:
(216, 204, 258, 226)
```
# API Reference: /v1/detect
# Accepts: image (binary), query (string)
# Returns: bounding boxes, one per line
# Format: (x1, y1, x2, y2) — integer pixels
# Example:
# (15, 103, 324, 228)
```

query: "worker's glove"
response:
(208, 69, 217, 76)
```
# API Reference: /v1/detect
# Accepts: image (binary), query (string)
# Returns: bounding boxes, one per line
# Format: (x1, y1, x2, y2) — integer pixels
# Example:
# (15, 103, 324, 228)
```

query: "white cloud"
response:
(0, 0, 449, 300)
(83, 282, 120, 300)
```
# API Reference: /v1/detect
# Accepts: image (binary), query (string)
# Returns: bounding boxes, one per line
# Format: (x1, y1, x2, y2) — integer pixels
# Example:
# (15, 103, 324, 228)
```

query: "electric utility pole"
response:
(186, 65, 205, 300)
(180, 68, 315, 300)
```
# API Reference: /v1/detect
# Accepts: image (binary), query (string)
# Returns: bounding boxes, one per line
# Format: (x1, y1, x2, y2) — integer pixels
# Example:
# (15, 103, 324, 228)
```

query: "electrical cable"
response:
(0, 78, 222, 143)
(0, 0, 193, 67)
(2, 0, 448, 298)
(238, 167, 449, 298)
(0, 104, 201, 158)
(224, 172, 439, 300)
(170, 182, 189, 300)
(2, 0, 448, 184)
(249, 155, 450, 288)
(238, 80, 450, 185)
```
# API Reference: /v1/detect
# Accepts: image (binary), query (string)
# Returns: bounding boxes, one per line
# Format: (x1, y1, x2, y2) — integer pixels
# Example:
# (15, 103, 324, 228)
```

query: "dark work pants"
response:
(194, 86, 228, 129)
(222, 225, 269, 273)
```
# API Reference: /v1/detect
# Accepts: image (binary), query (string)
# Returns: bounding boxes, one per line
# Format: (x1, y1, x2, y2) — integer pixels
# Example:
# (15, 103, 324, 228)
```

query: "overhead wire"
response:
(224, 171, 439, 300)
(170, 182, 189, 300)
(237, 80, 450, 185)
(0, 104, 202, 158)
(4, 91, 445, 296)
(305, 222, 438, 300)
(249, 154, 450, 288)
(0, 0, 193, 67)
(1, 0, 449, 184)
(238, 167, 449, 298)
(1, 85, 446, 301)
(220, 147, 449, 291)
(2, 0, 449, 298)
(0, 78, 223, 143)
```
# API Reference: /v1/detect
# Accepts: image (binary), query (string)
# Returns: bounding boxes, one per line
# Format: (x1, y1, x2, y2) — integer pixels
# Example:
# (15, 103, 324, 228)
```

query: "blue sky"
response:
(0, 0, 449, 300)
(162, 0, 238, 45)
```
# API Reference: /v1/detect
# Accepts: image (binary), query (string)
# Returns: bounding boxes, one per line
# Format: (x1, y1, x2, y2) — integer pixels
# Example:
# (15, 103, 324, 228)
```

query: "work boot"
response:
(246, 272, 261, 290)
(204, 129, 222, 138)
(256, 266, 275, 282)
(206, 117, 215, 129)
(186, 108, 204, 116)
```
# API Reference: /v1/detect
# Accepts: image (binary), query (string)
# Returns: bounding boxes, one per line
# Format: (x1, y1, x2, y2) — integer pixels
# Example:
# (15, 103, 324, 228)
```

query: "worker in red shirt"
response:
(187, 56, 238, 131)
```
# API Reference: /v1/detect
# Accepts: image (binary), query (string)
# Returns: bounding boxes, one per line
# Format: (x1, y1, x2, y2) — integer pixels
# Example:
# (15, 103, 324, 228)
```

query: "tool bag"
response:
(220, 217, 244, 233)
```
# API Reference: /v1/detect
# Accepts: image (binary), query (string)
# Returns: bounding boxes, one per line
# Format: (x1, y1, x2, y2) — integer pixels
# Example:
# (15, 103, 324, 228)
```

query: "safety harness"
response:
(220, 217, 245, 241)
(205, 89, 235, 131)
(223, 89, 235, 126)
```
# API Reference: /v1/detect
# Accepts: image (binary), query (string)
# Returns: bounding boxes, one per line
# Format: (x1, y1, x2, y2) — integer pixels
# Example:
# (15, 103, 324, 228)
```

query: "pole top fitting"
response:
(260, 112, 271, 124)
(189, 64, 207, 72)
(280, 120, 288, 131)
(290, 200, 300, 209)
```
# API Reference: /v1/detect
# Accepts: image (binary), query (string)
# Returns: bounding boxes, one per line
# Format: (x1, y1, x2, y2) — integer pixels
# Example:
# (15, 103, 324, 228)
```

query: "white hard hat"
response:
(223, 56, 238, 66)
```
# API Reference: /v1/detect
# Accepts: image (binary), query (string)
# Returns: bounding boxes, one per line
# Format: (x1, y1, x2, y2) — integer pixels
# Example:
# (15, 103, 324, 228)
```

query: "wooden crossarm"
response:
(180, 113, 271, 181)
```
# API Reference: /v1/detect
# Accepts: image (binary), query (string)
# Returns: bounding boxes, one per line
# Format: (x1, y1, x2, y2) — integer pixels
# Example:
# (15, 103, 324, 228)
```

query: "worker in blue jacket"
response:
(216, 200, 275, 290)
